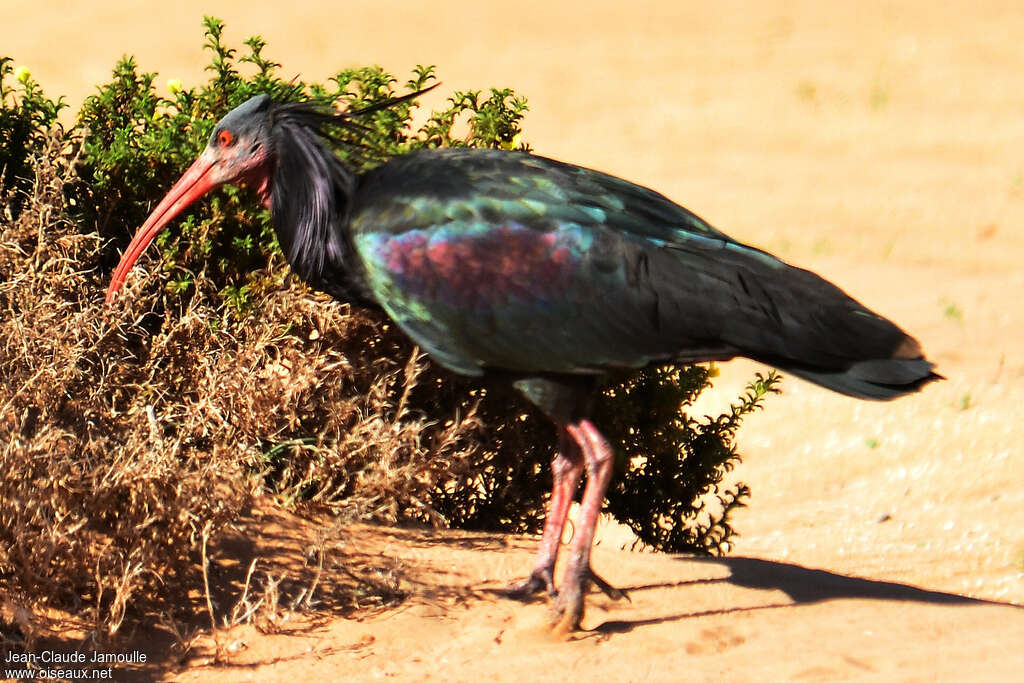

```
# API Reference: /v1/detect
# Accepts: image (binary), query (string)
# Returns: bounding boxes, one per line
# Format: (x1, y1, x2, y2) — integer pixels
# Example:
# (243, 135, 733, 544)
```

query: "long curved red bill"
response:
(105, 151, 220, 304)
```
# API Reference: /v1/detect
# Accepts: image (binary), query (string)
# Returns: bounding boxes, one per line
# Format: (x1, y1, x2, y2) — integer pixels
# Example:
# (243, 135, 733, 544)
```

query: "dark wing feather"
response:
(348, 149, 934, 396)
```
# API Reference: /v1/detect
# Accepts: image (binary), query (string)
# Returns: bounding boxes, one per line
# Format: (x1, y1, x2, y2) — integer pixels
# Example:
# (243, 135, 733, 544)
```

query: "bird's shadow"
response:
(590, 555, 1021, 635)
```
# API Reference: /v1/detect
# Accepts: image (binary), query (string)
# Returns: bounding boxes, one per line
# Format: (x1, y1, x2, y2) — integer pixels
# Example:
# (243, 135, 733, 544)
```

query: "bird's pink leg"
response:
(550, 418, 623, 636)
(506, 428, 583, 598)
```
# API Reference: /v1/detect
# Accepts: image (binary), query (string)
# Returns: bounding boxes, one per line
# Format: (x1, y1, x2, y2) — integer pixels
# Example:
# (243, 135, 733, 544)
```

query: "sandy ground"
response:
(7, 0, 1024, 680)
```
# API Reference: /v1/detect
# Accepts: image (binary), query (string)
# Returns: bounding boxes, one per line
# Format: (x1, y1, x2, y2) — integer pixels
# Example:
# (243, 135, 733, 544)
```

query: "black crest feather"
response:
(265, 83, 438, 302)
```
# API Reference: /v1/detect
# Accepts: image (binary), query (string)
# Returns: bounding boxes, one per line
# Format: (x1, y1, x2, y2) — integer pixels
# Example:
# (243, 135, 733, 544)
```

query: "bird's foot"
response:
(548, 595, 584, 640)
(505, 565, 627, 604)
(544, 565, 628, 638)
(586, 567, 629, 602)
(504, 568, 556, 601)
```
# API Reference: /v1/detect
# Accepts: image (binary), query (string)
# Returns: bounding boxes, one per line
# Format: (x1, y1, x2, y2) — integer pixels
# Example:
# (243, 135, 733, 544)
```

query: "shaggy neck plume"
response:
(268, 104, 370, 304)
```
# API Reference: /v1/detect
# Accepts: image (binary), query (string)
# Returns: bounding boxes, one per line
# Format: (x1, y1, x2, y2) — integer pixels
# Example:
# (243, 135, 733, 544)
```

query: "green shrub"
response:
(600, 367, 779, 554)
(0, 59, 65, 220)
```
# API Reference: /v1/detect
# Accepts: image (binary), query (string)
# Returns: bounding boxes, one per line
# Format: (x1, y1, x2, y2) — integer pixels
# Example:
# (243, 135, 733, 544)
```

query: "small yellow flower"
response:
(166, 78, 183, 95)
(14, 65, 31, 84)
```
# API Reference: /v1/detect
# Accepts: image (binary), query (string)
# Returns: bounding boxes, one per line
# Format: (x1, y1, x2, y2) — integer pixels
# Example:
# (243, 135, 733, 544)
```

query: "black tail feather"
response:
(778, 359, 943, 400)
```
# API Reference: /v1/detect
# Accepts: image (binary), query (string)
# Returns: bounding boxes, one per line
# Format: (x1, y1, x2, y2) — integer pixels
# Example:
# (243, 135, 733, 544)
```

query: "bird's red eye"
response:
(217, 130, 235, 147)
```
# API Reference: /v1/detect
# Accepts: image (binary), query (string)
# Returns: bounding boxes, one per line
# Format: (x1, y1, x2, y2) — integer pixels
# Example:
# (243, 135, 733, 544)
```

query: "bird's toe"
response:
(586, 567, 628, 602)
(504, 570, 555, 601)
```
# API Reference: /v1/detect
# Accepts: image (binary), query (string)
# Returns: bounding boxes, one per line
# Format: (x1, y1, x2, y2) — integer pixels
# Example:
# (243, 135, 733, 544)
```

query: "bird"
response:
(105, 88, 940, 636)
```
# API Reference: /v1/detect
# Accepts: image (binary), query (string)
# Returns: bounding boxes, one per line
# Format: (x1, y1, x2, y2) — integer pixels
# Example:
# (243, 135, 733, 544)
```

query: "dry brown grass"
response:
(0, 138, 547, 644)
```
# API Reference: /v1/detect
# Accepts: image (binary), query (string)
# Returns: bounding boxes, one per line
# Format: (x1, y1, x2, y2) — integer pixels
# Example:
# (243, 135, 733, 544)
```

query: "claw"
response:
(505, 569, 556, 600)
(587, 568, 629, 602)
